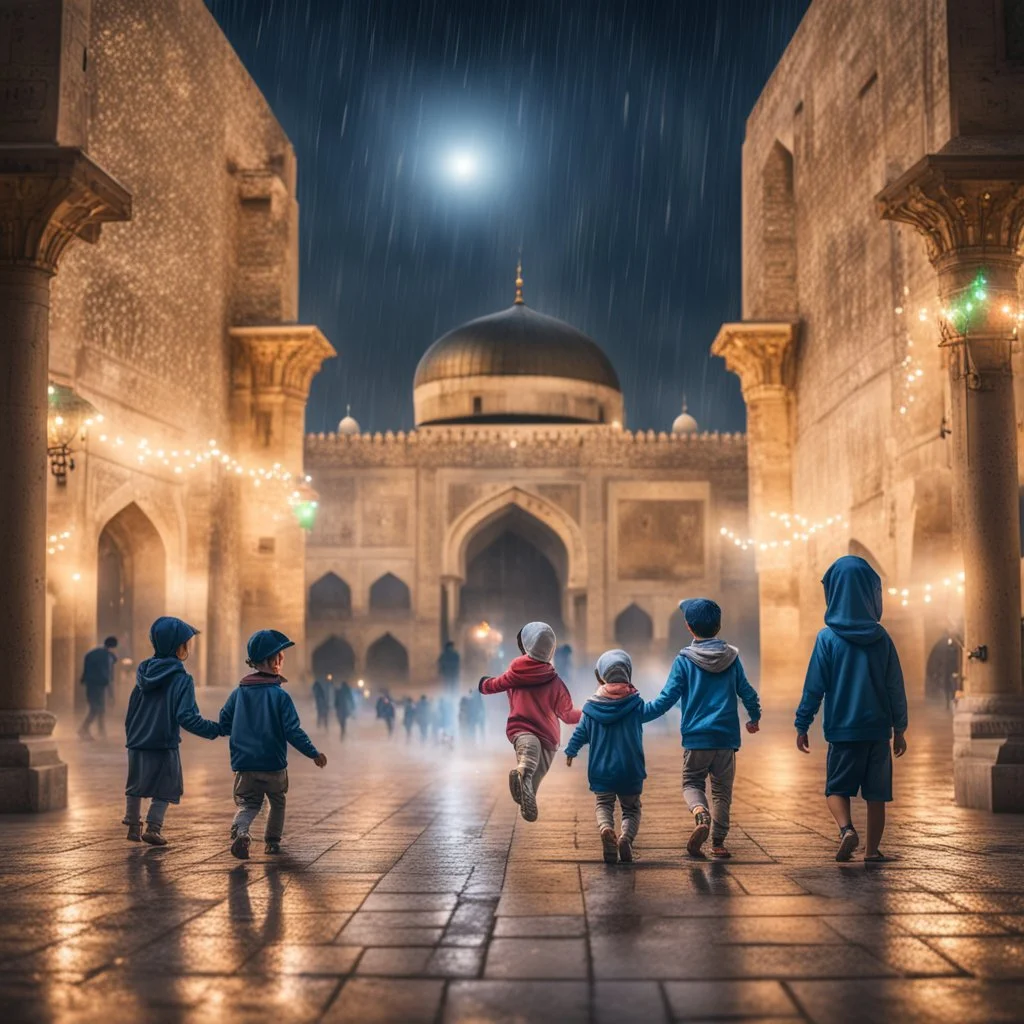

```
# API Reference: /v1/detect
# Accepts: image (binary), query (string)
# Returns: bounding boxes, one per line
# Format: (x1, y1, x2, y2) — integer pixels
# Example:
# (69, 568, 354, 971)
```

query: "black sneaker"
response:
(687, 809, 711, 858)
(601, 827, 619, 864)
(836, 826, 859, 862)
(520, 775, 538, 822)
(617, 834, 634, 863)
(141, 824, 168, 847)
(125, 823, 143, 842)
(508, 769, 523, 806)
(265, 840, 281, 855)
(231, 833, 251, 860)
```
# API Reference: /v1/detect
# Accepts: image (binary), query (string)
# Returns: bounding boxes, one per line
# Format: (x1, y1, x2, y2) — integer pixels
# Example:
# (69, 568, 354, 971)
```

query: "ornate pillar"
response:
(0, 149, 130, 810)
(878, 156, 1024, 811)
(230, 326, 335, 665)
(712, 321, 801, 699)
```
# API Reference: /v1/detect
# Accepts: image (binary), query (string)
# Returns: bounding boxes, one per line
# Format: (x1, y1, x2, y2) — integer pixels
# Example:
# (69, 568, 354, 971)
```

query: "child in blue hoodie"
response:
(565, 650, 648, 864)
(123, 617, 221, 845)
(795, 556, 908, 863)
(644, 598, 761, 859)
(219, 629, 327, 859)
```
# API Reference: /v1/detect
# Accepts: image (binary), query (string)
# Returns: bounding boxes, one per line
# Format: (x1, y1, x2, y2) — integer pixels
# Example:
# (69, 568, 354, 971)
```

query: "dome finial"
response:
(681, 393, 688, 414)
(514, 259, 525, 305)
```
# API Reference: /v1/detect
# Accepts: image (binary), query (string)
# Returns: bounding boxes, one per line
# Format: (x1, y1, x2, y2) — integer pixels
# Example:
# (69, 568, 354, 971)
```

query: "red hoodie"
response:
(479, 655, 581, 751)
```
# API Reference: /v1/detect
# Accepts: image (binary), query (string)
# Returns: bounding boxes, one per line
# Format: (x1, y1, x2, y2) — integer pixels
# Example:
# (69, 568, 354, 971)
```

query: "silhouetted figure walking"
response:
(312, 676, 332, 729)
(335, 680, 356, 737)
(79, 636, 118, 740)
(415, 694, 431, 742)
(376, 691, 396, 737)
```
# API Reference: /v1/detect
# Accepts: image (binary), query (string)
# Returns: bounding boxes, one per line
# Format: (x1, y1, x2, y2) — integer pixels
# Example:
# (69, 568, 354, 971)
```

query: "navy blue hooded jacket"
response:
(794, 556, 909, 743)
(565, 692, 648, 794)
(81, 646, 117, 689)
(644, 640, 761, 750)
(219, 673, 320, 772)
(124, 657, 220, 750)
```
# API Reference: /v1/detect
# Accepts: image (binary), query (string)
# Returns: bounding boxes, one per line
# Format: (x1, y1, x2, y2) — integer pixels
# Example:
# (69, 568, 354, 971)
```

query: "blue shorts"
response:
(825, 740, 892, 802)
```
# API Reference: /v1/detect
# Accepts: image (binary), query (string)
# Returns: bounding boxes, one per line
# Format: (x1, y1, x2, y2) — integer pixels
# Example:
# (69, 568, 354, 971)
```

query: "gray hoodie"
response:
(680, 638, 739, 674)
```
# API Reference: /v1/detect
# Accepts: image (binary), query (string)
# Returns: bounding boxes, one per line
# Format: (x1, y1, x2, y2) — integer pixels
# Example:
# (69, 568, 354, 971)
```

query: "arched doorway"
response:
(97, 503, 166, 694)
(615, 603, 653, 651)
(366, 633, 409, 689)
(309, 572, 352, 621)
(458, 506, 567, 677)
(369, 572, 411, 614)
(312, 635, 356, 682)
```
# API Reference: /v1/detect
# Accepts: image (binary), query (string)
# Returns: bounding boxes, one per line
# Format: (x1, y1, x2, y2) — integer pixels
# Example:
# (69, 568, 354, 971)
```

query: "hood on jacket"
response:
(240, 672, 286, 686)
(150, 616, 199, 658)
(499, 654, 558, 687)
(592, 681, 638, 702)
(680, 638, 739, 673)
(582, 692, 644, 723)
(822, 555, 885, 645)
(519, 622, 556, 663)
(135, 656, 189, 692)
(595, 648, 632, 685)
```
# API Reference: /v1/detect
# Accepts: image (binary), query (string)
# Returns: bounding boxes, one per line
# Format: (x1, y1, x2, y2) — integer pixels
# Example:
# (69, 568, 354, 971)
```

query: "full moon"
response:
(448, 151, 478, 181)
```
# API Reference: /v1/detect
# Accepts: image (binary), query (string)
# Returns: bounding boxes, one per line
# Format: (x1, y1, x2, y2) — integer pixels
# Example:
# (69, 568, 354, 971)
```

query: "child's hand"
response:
(745, 721, 760, 734)
(314, 753, 327, 768)
(796, 733, 810, 754)
(565, 755, 574, 767)
(893, 732, 907, 757)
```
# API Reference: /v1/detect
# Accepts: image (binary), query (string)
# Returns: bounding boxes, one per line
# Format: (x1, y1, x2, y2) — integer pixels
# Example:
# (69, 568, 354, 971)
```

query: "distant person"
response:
(925, 631, 960, 709)
(123, 618, 221, 845)
(565, 649, 648, 864)
(438, 641, 461, 695)
(469, 689, 486, 740)
(459, 692, 471, 741)
(219, 629, 326, 859)
(415, 694, 431, 742)
(79, 636, 119, 740)
(402, 696, 416, 742)
(335, 680, 356, 738)
(312, 675, 332, 730)
(376, 691, 396, 737)
(794, 556, 908, 863)
(479, 622, 580, 822)
(644, 598, 761, 860)
(554, 644, 574, 687)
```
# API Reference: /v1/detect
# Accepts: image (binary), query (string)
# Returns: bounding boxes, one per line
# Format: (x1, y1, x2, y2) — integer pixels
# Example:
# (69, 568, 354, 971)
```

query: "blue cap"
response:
(247, 629, 295, 665)
(150, 616, 199, 658)
(681, 598, 721, 638)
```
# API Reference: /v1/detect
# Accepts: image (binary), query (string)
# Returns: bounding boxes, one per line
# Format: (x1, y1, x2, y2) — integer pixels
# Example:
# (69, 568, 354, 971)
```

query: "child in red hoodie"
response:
(479, 621, 581, 821)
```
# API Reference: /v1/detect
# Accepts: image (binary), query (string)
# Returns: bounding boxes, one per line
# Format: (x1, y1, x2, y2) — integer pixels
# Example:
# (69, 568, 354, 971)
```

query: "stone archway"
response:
(366, 633, 409, 689)
(96, 502, 167, 677)
(312, 635, 356, 682)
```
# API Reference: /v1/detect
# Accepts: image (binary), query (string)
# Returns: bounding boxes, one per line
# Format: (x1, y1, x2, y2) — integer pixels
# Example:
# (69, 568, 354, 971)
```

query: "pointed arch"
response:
(309, 572, 352, 620)
(615, 603, 653, 646)
(369, 572, 411, 613)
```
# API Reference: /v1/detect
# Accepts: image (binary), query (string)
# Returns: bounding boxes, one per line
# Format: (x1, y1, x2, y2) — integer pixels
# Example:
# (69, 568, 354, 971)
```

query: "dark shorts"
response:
(825, 740, 893, 802)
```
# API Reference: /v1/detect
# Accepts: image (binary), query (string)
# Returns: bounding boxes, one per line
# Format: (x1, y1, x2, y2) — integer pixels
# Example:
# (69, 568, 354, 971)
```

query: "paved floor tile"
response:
(484, 937, 589, 978)
(663, 979, 798, 1018)
(444, 980, 590, 1023)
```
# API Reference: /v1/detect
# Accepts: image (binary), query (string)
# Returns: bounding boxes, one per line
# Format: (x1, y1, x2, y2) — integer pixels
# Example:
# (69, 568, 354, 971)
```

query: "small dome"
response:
(337, 405, 360, 436)
(672, 399, 698, 435)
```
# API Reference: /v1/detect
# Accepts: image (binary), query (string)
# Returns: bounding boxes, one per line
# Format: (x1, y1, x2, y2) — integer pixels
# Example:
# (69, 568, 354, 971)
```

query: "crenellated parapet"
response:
(305, 425, 747, 473)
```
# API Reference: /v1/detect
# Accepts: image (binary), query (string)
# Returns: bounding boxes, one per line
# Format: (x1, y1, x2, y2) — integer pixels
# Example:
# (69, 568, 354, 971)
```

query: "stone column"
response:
(878, 155, 1024, 811)
(230, 326, 335, 660)
(0, 148, 130, 810)
(712, 321, 802, 701)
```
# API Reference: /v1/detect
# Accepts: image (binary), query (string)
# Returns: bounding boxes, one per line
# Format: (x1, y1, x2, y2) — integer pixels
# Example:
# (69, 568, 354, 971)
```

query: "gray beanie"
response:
(520, 621, 556, 662)
(595, 649, 632, 684)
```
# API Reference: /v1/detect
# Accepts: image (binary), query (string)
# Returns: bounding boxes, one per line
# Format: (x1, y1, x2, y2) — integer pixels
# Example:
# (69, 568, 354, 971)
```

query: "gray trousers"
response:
(124, 796, 168, 827)
(512, 733, 555, 792)
(232, 769, 288, 841)
(682, 748, 736, 843)
(595, 792, 642, 840)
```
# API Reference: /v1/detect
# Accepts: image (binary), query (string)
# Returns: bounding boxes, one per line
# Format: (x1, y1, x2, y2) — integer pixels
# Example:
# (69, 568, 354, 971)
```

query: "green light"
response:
(293, 500, 318, 530)
(965, 302, 973, 312)
(975, 290, 986, 300)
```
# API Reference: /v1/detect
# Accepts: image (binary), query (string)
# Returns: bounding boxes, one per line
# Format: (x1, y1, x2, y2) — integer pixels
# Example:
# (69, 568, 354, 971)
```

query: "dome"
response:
(672, 400, 698, 435)
(337, 405, 360, 436)
(413, 265, 623, 427)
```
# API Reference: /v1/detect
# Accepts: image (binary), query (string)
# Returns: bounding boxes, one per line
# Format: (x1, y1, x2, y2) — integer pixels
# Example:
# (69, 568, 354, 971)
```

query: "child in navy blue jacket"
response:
(795, 556, 908, 863)
(123, 617, 221, 845)
(644, 599, 761, 859)
(219, 630, 327, 859)
(565, 650, 649, 864)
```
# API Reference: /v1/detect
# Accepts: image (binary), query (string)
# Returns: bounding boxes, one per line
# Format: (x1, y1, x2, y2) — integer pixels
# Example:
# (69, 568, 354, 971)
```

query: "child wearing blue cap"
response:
(565, 649, 649, 864)
(123, 617, 221, 845)
(795, 556, 908, 862)
(219, 629, 327, 859)
(644, 598, 761, 859)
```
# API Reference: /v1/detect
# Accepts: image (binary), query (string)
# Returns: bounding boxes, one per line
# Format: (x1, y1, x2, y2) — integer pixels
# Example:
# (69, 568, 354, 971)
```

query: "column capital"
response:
(231, 324, 336, 400)
(876, 154, 1024, 267)
(0, 146, 131, 271)
(711, 321, 798, 397)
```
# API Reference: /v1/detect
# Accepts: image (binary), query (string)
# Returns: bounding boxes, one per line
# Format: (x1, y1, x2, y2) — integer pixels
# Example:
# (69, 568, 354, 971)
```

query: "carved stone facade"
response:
(305, 426, 754, 693)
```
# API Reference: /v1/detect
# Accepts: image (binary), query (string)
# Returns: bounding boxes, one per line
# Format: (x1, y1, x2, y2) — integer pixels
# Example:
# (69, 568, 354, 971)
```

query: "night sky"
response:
(205, 0, 810, 435)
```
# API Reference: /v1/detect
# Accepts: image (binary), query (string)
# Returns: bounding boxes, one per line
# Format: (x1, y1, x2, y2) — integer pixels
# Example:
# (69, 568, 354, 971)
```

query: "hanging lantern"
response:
(288, 480, 320, 530)
(47, 383, 99, 485)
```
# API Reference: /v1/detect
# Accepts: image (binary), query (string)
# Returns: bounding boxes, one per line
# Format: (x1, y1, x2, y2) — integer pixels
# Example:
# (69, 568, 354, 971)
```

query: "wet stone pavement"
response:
(2, 702, 1024, 1023)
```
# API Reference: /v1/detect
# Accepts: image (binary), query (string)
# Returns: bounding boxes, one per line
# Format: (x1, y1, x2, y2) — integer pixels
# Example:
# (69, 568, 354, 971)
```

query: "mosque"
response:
(304, 268, 756, 692)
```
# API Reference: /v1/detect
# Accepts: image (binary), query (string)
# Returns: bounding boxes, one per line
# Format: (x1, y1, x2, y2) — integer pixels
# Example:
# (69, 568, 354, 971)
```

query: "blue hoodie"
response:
(565, 691, 648, 794)
(219, 673, 320, 772)
(794, 556, 908, 743)
(644, 639, 761, 750)
(124, 657, 220, 750)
